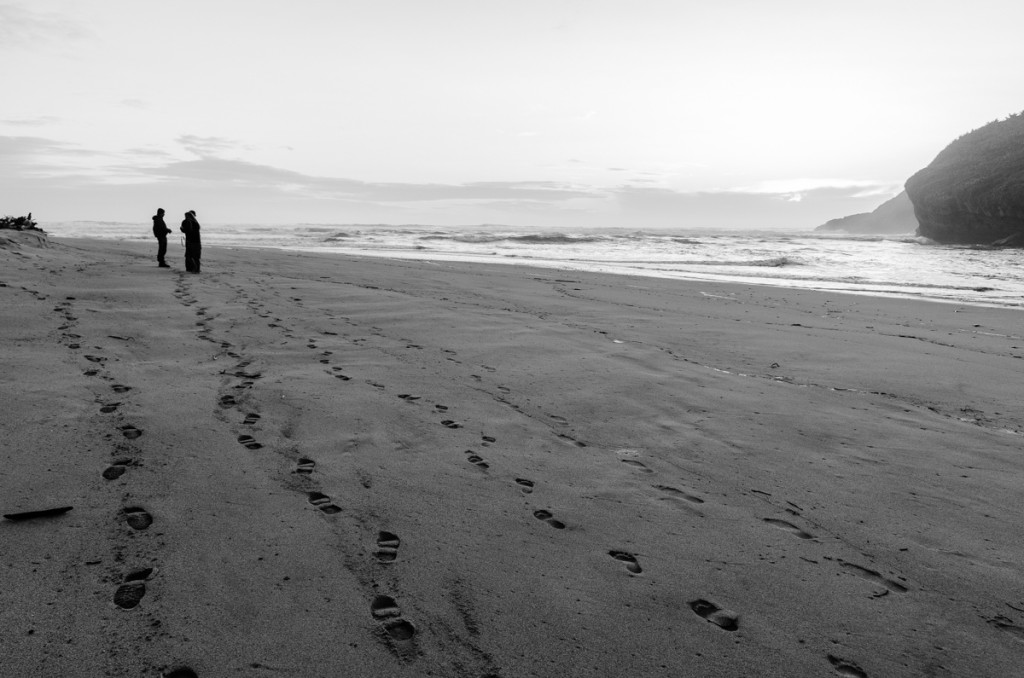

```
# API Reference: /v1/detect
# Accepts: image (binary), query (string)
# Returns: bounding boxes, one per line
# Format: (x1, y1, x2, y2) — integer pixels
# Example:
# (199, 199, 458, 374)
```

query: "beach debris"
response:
(3, 506, 73, 521)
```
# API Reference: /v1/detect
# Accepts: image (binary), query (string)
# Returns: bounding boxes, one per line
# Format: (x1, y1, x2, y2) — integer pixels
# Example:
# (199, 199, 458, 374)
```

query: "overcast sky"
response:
(2, 0, 1022, 229)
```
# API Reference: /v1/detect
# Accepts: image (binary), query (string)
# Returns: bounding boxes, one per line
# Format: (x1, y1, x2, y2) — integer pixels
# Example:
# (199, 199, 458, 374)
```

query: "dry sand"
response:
(2, 233, 1023, 677)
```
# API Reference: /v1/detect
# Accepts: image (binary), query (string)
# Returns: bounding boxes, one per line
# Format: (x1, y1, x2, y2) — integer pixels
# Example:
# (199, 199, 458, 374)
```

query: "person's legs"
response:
(157, 238, 168, 266)
(185, 242, 200, 273)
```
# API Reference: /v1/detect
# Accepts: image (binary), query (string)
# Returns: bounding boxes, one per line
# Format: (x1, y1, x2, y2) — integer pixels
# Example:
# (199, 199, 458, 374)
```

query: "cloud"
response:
(2, 134, 896, 228)
(133, 154, 600, 205)
(726, 178, 904, 203)
(0, 4, 89, 47)
(0, 135, 102, 170)
(177, 135, 246, 159)
(1, 115, 61, 127)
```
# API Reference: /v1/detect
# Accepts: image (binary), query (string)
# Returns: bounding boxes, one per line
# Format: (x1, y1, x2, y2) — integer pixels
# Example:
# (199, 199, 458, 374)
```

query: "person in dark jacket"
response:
(152, 208, 171, 267)
(180, 210, 201, 273)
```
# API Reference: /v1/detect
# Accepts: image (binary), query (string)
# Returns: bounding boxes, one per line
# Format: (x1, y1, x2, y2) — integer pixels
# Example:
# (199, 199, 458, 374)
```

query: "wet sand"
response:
(2, 233, 1023, 677)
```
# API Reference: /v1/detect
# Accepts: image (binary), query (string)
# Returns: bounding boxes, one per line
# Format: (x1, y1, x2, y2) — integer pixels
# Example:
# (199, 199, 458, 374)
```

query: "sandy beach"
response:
(3, 233, 1023, 677)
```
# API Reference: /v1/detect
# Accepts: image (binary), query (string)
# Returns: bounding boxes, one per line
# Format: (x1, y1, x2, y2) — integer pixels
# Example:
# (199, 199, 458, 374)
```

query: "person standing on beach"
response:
(180, 210, 201, 273)
(152, 208, 171, 267)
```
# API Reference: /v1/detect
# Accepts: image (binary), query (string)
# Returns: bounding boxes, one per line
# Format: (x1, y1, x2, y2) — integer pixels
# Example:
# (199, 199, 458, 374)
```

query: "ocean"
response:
(43, 222, 1024, 309)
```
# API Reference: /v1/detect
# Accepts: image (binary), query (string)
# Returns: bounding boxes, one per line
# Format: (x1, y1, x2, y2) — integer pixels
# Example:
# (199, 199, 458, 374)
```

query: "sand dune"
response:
(2, 235, 1023, 677)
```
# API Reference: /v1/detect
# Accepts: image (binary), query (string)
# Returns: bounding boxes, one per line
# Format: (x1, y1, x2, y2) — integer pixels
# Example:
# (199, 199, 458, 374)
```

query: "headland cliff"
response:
(905, 112, 1024, 245)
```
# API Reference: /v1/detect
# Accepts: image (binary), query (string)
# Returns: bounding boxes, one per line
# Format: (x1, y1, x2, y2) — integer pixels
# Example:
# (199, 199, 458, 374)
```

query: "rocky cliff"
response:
(905, 112, 1024, 245)
(815, 191, 916, 234)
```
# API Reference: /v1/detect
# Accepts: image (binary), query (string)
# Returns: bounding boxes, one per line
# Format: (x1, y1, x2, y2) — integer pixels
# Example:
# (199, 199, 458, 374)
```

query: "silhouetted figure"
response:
(152, 208, 171, 267)
(180, 210, 201, 273)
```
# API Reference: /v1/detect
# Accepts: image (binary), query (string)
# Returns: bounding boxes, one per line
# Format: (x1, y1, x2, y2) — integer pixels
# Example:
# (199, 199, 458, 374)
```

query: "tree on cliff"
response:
(0, 213, 43, 232)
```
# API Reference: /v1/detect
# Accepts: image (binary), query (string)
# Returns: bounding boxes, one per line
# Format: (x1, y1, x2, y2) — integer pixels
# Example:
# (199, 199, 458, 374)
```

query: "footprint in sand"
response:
(397, 394, 421, 401)
(113, 567, 154, 609)
(308, 491, 341, 514)
(515, 478, 534, 494)
(464, 451, 489, 469)
(370, 595, 417, 643)
(621, 459, 652, 473)
(123, 507, 153, 530)
(375, 531, 401, 562)
(219, 395, 237, 408)
(838, 560, 908, 593)
(435, 404, 448, 412)
(111, 384, 132, 394)
(653, 485, 704, 504)
(688, 599, 739, 631)
(99, 403, 120, 414)
(827, 655, 869, 677)
(441, 420, 462, 429)
(987, 616, 1024, 643)
(120, 425, 143, 440)
(533, 509, 566, 529)
(102, 464, 127, 480)
(481, 435, 496, 444)
(294, 457, 315, 474)
(243, 412, 261, 425)
(163, 666, 199, 678)
(237, 435, 263, 450)
(763, 517, 815, 540)
(609, 550, 643, 574)
(84, 355, 106, 363)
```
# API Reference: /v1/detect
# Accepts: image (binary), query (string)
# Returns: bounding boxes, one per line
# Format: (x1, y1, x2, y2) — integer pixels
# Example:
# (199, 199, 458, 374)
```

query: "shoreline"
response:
(39, 226, 1023, 310)
(3, 235, 1023, 676)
